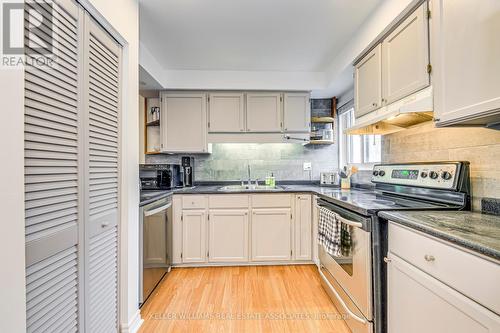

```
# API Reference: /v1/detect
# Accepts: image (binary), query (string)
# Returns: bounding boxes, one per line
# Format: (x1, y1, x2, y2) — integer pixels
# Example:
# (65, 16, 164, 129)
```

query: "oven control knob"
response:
(441, 171, 452, 180)
(420, 172, 428, 178)
(373, 170, 379, 176)
(429, 171, 439, 179)
(379, 170, 386, 176)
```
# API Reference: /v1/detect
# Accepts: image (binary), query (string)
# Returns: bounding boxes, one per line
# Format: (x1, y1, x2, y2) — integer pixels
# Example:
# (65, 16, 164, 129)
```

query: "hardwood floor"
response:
(139, 265, 351, 333)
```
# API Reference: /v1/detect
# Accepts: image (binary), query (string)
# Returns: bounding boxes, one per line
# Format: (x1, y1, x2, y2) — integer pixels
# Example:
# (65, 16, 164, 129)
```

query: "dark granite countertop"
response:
(139, 190, 173, 206)
(379, 211, 500, 261)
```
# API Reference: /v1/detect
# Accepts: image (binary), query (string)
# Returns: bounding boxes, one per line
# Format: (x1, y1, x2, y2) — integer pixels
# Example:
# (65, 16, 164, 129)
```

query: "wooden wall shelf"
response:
(146, 120, 160, 127)
(311, 116, 335, 123)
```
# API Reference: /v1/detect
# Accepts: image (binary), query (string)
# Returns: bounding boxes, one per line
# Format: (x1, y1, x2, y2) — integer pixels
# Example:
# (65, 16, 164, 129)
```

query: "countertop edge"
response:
(379, 211, 500, 262)
(139, 191, 173, 207)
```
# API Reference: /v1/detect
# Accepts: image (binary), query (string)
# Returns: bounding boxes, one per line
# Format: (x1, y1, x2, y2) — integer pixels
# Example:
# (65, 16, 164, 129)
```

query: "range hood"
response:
(346, 86, 434, 135)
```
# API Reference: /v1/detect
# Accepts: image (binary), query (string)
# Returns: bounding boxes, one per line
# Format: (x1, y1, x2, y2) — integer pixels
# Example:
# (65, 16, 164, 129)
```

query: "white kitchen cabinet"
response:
(181, 210, 207, 263)
(294, 195, 312, 260)
(208, 92, 245, 132)
(355, 44, 382, 118)
(251, 208, 292, 261)
(431, 0, 500, 126)
(387, 254, 500, 333)
(382, 2, 429, 105)
(161, 92, 208, 153)
(208, 209, 249, 262)
(246, 92, 282, 132)
(283, 93, 311, 133)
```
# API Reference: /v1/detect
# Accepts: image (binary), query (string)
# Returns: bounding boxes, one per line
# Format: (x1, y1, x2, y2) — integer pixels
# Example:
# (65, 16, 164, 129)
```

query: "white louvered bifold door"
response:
(24, 0, 82, 332)
(83, 15, 121, 333)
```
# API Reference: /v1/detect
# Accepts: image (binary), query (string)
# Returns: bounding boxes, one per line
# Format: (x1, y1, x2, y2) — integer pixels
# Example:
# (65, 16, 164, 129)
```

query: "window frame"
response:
(338, 107, 381, 170)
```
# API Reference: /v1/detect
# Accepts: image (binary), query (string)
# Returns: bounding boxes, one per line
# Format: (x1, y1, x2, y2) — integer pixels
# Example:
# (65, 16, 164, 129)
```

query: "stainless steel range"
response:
(317, 162, 471, 333)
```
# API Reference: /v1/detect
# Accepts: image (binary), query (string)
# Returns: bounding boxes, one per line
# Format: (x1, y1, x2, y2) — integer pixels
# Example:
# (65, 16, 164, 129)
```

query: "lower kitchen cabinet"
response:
(182, 210, 207, 263)
(251, 208, 292, 261)
(387, 254, 500, 333)
(387, 222, 500, 333)
(294, 195, 312, 260)
(208, 209, 249, 262)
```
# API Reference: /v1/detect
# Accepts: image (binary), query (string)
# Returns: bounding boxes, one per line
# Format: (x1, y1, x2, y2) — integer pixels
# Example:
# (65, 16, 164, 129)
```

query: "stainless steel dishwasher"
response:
(139, 195, 172, 306)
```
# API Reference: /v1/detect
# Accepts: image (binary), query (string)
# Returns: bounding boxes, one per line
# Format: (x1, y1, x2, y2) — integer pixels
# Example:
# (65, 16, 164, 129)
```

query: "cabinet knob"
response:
(424, 254, 435, 262)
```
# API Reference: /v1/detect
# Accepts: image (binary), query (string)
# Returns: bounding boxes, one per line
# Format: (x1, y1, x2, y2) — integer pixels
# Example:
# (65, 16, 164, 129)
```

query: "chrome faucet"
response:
(247, 164, 251, 185)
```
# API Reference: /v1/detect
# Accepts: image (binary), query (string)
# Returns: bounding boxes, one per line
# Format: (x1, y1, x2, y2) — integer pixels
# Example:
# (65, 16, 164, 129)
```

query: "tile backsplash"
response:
(382, 121, 500, 211)
(146, 143, 338, 181)
(145, 98, 338, 181)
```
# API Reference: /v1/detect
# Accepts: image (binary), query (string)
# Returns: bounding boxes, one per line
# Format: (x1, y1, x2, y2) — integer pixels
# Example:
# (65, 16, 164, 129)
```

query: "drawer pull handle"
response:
(424, 255, 435, 262)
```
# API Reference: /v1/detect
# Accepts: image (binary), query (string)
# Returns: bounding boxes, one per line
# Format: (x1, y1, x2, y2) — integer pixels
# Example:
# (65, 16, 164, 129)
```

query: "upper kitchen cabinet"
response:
(246, 92, 282, 132)
(208, 92, 245, 132)
(355, 44, 382, 118)
(382, 2, 429, 105)
(161, 92, 208, 153)
(283, 93, 311, 133)
(431, 0, 500, 127)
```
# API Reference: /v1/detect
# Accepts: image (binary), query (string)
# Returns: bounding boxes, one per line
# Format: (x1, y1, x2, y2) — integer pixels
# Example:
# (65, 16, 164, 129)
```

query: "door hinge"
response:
(181, 214, 183, 221)
(207, 251, 209, 258)
(290, 250, 293, 256)
(208, 121, 210, 128)
(280, 96, 283, 102)
(427, 64, 432, 74)
(427, 9, 431, 19)
(290, 213, 293, 219)
(207, 96, 210, 102)
(180, 252, 183, 259)
(208, 214, 210, 221)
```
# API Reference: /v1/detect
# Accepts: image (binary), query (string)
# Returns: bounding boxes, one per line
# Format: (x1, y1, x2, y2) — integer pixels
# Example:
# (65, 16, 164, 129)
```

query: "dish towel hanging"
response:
(318, 206, 341, 257)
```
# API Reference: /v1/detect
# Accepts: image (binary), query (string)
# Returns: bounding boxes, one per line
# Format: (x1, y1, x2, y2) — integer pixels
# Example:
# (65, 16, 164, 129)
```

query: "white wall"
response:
(319, 0, 414, 98)
(82, 0, 141, 331)
(0, 37, 27, 333)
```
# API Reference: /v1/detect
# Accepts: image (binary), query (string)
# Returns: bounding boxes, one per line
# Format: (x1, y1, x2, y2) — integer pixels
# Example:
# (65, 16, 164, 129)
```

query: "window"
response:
(338, 108, 381, 168)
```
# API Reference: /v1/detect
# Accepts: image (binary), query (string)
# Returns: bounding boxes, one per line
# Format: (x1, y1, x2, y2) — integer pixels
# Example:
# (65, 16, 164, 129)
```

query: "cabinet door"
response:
(251, 208, 292, 261)
(382, 3, 429, 105)
(294, 195, 312, 260)
(355, 44, 382, 118)
(246, 93, 282, 132)
(182, 210, 207, 263)
(208, 210, 249, 262)
(208, 92, 245, 132)
(387, 254, 500, 333)
(283, 93, 311, 132)
(431, 0, 500, 125)
(161, 93, 207, 153)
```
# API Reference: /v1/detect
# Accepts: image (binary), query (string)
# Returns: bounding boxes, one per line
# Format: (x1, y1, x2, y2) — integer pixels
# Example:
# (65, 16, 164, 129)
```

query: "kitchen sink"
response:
(218, 184, 285, 192)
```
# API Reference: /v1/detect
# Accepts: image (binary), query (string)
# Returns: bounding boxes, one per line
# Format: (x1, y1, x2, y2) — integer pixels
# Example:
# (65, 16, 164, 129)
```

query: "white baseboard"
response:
(120, 309, 143, 333)
(172, 260, 315, 268)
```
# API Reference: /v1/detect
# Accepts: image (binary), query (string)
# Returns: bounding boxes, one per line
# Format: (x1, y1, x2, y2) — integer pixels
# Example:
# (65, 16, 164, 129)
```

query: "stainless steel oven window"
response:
(331, 222, 355, 276)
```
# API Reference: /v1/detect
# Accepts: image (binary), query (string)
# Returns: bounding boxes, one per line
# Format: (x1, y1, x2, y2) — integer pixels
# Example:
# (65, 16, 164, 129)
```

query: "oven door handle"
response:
(335, 214, 363, 229)
(318, 267, 368, 325)
(144, 203, 171, 217)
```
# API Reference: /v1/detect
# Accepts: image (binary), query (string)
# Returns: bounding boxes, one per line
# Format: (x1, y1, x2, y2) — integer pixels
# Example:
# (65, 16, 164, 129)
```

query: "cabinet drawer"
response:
(208, 195, 249, 209)
(251, 194, 292, 208)
(389, 222, 500, 314)
(181, 195, 207, 209)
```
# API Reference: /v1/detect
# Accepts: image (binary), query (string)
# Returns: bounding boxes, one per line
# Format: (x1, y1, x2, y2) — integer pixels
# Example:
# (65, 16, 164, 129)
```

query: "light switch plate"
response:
(303, 162, 312, 171)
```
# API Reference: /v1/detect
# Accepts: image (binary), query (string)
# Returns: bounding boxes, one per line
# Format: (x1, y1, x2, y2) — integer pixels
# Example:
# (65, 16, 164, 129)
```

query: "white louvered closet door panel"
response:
(84, 15, 121, 333)
(24, 0, 82, 332)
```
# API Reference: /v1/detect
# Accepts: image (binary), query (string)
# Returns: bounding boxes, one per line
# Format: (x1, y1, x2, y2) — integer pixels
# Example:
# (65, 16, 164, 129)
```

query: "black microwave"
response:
(139, 164, 183, 190)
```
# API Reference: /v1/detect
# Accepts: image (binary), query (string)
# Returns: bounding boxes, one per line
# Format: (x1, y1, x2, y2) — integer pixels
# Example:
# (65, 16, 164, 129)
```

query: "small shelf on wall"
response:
(311, 116, 335, 123)
(307, 139, 335, 145)
(146, 119, 160, 127)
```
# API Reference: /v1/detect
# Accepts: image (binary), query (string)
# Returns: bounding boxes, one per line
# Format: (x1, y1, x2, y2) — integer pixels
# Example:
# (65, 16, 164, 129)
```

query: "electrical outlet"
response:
(303, 162, 312, 171)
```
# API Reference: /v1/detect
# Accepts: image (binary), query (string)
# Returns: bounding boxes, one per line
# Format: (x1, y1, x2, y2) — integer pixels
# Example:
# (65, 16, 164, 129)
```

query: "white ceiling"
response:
(139, 0, 385, 96)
